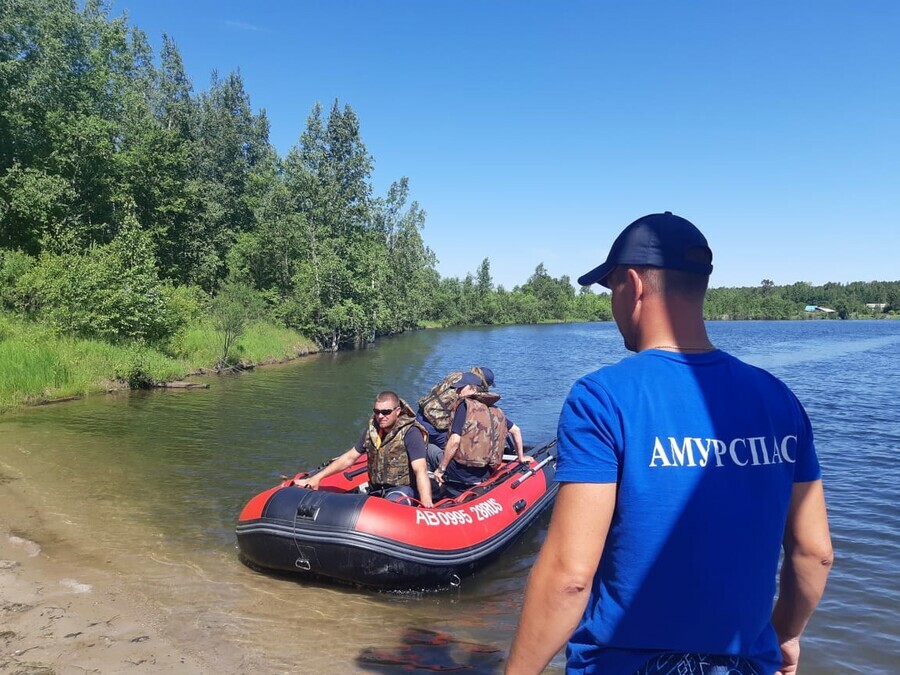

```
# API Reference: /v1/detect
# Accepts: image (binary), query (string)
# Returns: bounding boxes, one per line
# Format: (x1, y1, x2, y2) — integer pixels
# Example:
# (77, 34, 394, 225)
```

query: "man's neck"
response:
(644, 343, 716, 353)
(637, 326, 713, 353)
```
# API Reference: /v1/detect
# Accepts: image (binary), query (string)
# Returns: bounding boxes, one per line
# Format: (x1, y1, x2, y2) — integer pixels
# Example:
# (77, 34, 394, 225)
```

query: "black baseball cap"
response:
(454, 372, 483, 389)
(577, 212, 713, 288)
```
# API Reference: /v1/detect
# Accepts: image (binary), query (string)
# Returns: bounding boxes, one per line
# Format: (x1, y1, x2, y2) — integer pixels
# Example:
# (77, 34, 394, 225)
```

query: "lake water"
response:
(0, 320, 898, 673)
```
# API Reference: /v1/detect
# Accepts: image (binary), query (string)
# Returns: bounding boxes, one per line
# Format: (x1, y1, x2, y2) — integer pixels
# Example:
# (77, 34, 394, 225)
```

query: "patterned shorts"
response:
(633, 653, 764, 675)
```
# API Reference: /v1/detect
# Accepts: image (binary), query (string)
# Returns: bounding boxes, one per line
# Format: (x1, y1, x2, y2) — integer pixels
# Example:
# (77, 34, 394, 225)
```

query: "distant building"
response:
(866, 303, 887, 310)
(804, 305, 836, 313)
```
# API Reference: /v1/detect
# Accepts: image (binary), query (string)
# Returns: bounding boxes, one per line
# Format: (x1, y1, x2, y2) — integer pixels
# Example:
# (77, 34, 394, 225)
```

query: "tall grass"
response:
(168, 318, 223, 366)
(236, 321, 318, 364)
(0, 313, 318, 412)
(0, 318, 186, 410)
(168, 319, 318, 366)
(0, 339, 71, 405)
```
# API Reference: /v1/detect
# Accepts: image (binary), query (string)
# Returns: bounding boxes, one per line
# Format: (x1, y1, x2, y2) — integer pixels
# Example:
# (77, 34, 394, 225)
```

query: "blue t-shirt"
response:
(416, 408, 448, 448)
(556, 349, 821, 675)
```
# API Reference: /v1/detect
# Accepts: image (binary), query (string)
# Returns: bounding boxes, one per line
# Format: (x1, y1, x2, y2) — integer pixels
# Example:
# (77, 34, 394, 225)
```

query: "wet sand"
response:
(0, 471, 261, 675)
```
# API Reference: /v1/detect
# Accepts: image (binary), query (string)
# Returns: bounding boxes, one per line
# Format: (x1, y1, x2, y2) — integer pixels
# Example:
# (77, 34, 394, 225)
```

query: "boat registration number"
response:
(415, 498, 503, 526)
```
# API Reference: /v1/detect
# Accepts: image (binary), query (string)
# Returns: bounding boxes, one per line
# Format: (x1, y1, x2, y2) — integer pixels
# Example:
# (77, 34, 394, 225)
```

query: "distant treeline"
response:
(1, 2, 896, 365)
(424, 275, 900, 326)
(705, 280, 900, 321)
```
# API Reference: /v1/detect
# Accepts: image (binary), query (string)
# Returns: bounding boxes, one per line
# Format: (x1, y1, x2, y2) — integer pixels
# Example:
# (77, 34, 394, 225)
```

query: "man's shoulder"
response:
(573, 352, 658, 387)
(714, 350, 797, 392)
(402, 421, 427, 439)
(572, 349, 787, 392)
(403, 417, 427, 431)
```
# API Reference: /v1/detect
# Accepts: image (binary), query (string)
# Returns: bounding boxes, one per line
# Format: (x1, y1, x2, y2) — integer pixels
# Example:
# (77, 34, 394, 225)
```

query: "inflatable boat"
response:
(235, 439, 558, 590)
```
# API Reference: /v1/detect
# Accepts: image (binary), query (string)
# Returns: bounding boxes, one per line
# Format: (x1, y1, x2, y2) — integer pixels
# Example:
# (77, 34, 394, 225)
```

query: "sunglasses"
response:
(373, 406, 399, 416)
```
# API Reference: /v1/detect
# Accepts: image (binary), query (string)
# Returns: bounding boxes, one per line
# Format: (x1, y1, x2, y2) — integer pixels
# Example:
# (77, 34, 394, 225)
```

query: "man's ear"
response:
(626, 268, 644, 302)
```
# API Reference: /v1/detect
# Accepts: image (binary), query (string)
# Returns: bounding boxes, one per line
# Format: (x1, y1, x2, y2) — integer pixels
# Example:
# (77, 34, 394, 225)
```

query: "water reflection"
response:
(356, 627, 504, 673)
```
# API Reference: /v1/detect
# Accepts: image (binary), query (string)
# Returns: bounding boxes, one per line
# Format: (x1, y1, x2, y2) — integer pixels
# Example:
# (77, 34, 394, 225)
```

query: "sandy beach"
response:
(0, 469, 256, 675)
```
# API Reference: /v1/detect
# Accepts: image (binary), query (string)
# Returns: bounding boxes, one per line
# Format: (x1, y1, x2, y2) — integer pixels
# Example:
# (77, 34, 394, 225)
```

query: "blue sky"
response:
(111, 1, 899, 290)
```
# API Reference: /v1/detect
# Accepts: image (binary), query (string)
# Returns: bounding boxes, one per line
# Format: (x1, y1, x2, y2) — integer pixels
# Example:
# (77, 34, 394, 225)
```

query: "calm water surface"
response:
(0, 320, 898, 673)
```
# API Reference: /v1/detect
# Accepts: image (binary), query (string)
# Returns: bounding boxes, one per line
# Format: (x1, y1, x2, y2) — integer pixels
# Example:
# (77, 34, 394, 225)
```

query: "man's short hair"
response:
(639, 265, 710, 298)
(376, 391, 400, 407)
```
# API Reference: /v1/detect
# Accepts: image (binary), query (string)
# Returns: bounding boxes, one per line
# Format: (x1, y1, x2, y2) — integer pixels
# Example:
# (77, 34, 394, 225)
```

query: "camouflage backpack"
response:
(452, 392, 507, 469)
(417, 366, 490, 431)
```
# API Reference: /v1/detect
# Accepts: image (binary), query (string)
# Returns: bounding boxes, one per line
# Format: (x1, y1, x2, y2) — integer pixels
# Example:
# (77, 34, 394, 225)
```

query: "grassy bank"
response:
(0, 314, 318, 413)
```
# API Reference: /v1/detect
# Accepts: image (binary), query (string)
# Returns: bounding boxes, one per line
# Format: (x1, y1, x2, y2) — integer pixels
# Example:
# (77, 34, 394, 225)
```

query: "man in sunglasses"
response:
(294, 391, 434, 507)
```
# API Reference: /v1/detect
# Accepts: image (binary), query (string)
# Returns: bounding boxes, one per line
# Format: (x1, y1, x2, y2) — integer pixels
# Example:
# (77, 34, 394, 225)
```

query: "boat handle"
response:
(511, 455, 554, 489)
(343, 465, 368, 481)
(297, 504, 320, 520)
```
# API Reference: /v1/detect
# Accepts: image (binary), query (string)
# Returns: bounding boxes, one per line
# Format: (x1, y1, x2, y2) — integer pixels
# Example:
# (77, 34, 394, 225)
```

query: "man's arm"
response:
(506, 481, 616, 674)
(410, 457, 433, 508)
(434, 432, 461, 485)
(294, 447, 361, 489)
(771, 479, 833, 675)
(507, 423, 532, 463)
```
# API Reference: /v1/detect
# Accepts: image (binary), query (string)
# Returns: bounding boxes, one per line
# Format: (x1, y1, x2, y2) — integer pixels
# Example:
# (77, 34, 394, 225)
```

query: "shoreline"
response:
(0, 463, 267, 674)
(0, 313, 323, 415)
(10, 315, 897, 416)
(15, 347, 325, 414)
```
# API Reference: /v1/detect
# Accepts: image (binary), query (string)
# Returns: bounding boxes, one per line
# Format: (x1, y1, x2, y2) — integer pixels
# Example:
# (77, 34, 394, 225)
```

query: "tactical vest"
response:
(418, 366, 491, 431)
(365, 400, 427, 487)
(452, 392, 507, 470)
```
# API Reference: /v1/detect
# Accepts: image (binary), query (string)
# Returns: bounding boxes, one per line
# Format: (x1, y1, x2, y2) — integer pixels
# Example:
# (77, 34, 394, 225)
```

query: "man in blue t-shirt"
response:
(507, 213, 833, 675)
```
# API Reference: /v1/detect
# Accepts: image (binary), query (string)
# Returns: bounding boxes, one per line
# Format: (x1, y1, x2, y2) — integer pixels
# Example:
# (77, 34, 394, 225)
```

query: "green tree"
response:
(471, 258, 500, 323)
(0, 0, 142, 252)
(885, 286, 900, 313)
(569, 287, 613, 322)
(501, 289, 541, 324)
(125, 33, 196, 280)
(210, 280, 265, 368)
(14, 208, 179, 342)
(519, 263, 573, 321)
(184, 70, 272, 290)
(376, 177, 436, 333)
(281, 101, 379, 349)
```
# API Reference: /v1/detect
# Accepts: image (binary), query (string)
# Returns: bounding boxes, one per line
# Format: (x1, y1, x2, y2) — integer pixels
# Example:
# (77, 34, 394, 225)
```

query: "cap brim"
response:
(453, 374, 482, 388)
(577, 261, 614, 287)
